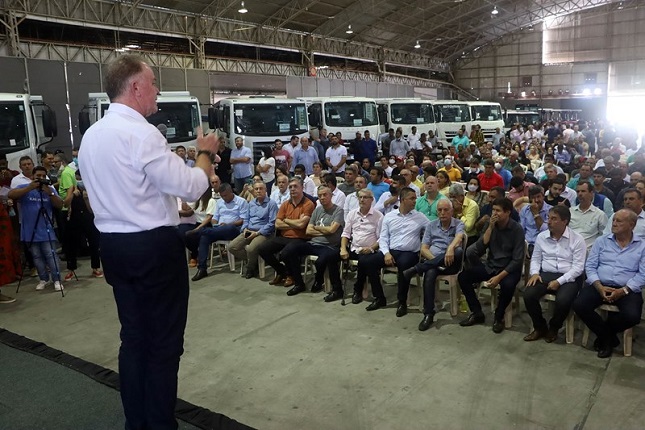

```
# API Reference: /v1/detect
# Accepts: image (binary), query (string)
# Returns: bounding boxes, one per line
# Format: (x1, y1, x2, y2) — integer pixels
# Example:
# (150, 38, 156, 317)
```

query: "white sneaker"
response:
(54, 281, 64, 291)
(36, 280, 47, 290)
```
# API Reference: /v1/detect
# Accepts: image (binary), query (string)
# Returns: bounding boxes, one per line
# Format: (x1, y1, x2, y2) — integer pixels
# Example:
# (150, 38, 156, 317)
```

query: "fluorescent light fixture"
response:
(238, 2, 248, 13)
(492, 6, 498, 15)
(125, 44, 140, 49)
(414, 41, 421, 49)
(346, 24, 353, 34)
(520, 91, 527, 98)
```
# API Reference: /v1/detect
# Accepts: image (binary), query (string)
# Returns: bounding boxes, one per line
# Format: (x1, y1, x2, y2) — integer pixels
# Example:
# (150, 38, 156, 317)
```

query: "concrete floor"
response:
(1, 258, 645, 430)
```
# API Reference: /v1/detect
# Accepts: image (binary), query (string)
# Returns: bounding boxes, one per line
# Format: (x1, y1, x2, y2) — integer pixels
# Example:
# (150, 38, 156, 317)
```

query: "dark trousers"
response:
(256, 236, 306, 276)
(573, 285, 643, 344)
(283, 242, 341, 290)
(405, 249, 463, 316)
(196, 225, 240, 270)
(177, 223, 198, 259)
(458, 262, 522, 321)
(523, 272, 581, 331)
(349, 251, 381, 295)
(101, 226, 188, 430)
(358, 250, 418, 302)
(64, 213, 101, 271)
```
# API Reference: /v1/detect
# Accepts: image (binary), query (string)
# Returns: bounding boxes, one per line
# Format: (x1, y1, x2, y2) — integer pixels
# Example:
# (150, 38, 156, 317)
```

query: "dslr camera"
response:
(36, 178, 52, 186)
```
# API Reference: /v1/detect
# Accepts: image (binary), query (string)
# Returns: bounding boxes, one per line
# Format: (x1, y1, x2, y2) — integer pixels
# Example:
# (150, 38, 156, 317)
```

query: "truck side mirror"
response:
(208, 107, 219, 129)
(43, 108, 58, 138)
(78, 111, 90, 135)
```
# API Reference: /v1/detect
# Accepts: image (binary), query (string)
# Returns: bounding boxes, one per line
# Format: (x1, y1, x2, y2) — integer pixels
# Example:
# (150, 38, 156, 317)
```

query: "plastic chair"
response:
(527, 294, 575, 344)
(209, 240, 236, 271)
(303, 255, 332, 293)
(435, 235, 468, 317)
(581, 304, 633, 357)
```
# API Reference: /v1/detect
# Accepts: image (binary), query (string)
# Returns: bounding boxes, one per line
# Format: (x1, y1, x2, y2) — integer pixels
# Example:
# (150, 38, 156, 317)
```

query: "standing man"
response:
(230, 136, 253, 194)
(523, 206, 586, 343)
(292, 136, 318, 175)
(325, 135, 348, 176)
(458, 198, 525, 333)
(389, 129, 409, 158)
(574, 210, 645, 358)
(78, 55, 218, 429)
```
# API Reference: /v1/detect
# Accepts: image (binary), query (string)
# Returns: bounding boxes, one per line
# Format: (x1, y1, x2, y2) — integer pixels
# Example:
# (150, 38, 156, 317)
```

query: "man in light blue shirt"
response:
(367, 166, 390, 202)
(292, 137, 318, 175)
(403, 199, 465, 331)
(573, 209, 645, 358)
(227, 182, 278, 278)
(358, 187, 429, 315)
(193, 183, 249, 280)
(451, 129, 469, 149)
(519, 185, 551, 255)
(230, 137, 253, 194)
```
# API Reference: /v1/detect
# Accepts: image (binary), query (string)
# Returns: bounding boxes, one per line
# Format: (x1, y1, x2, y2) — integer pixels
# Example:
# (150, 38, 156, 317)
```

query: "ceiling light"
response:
(125, 44, 140, 49)
(414, 41, 421, 49)
(346, 24, 353, 34)
(492, 6, 498, 15)
(618, 2, 624, 9)
(238, 1, 248, 13)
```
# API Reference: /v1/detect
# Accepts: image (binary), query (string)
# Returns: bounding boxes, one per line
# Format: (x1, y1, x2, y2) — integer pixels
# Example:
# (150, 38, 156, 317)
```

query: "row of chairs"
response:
(206, 239, 634, 357)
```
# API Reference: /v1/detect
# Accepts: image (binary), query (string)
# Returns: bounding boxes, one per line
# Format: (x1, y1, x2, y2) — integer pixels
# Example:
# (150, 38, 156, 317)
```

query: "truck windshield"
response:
(0, 102, 29, 154)
(233, 103, 308, 136)
(146, 102, 200, 144)
(390, 103, 434, 124)
(505, 113, 540, 127)
(433, 104, 472, 123)
(324, 102, 378, 127)
(471, 105, 502, 121)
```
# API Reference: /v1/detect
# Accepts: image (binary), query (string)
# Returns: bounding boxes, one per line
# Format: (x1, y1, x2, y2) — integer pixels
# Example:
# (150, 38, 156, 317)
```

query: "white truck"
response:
(0, 93, 57, 171)
(431, 100, 472, 143)
(466, 101, 504, 142)
(302, 97, 379, 151)
(78, 91, 202, 149)
(209, 96, 309, 162)
(376, 98, 436, 138)
(504, 109, 541, 132)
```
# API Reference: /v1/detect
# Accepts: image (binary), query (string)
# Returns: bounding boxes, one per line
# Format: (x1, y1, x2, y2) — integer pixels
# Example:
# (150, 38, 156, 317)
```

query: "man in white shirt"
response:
(283, 135, 301, 166)
(293, 164, 316, 197)
(270, 174, 290, 206)
(604, 189, 645, 238)
(10, 156, 34, 189)
(325, 135, 348, 176)
(523, 205, 586, 343)
(344, 175, 369, 219)
(78, 54, 218, 430)
(407, 126, 420, 149)
(569, 182, 608, 251)
(319, 173, 346, 209)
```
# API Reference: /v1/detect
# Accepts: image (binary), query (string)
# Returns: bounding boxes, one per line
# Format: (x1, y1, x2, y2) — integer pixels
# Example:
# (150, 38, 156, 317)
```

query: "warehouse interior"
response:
(2, 0, 645, 429)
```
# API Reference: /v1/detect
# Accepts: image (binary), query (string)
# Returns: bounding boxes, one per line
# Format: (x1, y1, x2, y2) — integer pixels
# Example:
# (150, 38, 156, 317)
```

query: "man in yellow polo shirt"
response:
(438, 158, 462, 183)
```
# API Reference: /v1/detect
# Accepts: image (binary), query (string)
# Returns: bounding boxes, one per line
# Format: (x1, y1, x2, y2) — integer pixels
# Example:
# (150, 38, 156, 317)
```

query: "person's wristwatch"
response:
(622, 287, 630, 296)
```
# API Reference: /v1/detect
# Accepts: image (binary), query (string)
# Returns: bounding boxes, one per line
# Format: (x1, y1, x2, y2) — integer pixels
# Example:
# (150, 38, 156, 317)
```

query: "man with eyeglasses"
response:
(340, 189, 383, 305)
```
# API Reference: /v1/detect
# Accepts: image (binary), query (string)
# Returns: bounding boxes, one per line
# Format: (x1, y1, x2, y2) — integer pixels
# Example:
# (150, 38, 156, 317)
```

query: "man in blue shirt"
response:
(403, 199, 465, 331)
(8, 166, 64, 291)
(230, 137, 254, 194)
(573, 209, 645, 358)
(227, 182, 278, 279)
(293, 137, 319, 176)
(359, 187, 429, 315)
(357, 130, 378, 166)
(451, 129, 469, 149)
(519, 185, 551, 256)
(367, 166, 390, 202)
(192, 183, 249, 281)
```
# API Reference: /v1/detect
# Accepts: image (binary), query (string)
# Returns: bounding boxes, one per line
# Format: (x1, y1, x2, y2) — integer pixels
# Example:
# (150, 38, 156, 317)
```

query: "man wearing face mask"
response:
(462, 158, 482, 184)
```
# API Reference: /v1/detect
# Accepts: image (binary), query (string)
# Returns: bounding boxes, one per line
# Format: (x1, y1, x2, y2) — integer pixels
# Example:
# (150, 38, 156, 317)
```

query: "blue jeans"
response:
(197, 225, 241, 270)
(233, 176, 252, 194)
(101, 226, 188, 430)
(30, 241, 62, 282)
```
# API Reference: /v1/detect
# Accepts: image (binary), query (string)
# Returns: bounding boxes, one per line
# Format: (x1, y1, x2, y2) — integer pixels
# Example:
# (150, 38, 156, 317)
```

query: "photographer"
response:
(8, 167, 64, 291)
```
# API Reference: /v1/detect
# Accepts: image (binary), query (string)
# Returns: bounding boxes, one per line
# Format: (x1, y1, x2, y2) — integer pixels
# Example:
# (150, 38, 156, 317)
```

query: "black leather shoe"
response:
(594, 335, 619, 351)
(524, 329, 547, 342)
(492, 319, 505, 334)
(459, 312, 485, 327)
(286, 284, 306, 296)
(418, 315, 433, 331)
(396, 304, 407, 318)
(597, 346, 613, 358)
(310, 280, 324, 293)
(544, 328, 558, 343)
(191, 269, 208, 281)
(366, 299, 386, 311)
(324, 290, 343, 302)
(351, 292, 363, 304)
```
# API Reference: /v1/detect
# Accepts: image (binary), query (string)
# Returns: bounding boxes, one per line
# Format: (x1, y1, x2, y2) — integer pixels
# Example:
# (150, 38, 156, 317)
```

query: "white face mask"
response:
(494, 163, 502, 170)
(467, 184, 478, 192)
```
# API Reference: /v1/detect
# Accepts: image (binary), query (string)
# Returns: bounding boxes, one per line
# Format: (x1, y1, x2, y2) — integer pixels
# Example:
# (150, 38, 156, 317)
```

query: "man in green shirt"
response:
(415, 175, 447, 221)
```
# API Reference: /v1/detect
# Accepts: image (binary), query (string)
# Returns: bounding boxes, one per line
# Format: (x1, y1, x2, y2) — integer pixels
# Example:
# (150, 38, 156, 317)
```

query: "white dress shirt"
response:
(302, 175, 317, 197)
(79, 103, 208, 233)
(379, 209, 429, 254)
(530, 226, 586, 285)
(270, 188, 290, 206)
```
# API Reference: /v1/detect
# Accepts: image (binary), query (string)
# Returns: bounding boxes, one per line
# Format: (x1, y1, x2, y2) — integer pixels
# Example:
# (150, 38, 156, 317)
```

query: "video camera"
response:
(36, 178, 52, 186)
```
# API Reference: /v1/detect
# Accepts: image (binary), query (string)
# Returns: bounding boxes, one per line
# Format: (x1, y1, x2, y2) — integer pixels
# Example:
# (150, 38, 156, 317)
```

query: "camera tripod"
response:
(16, 186, 65, 297)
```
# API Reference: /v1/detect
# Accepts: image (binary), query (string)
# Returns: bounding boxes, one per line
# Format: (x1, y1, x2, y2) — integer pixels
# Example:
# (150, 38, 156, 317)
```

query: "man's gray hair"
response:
(448, 183, 465, 197)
